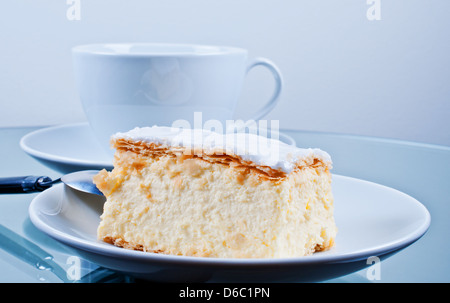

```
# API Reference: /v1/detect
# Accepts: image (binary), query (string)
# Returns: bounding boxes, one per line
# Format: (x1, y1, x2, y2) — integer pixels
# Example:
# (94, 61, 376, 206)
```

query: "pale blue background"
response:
(0, 0, 449, 146)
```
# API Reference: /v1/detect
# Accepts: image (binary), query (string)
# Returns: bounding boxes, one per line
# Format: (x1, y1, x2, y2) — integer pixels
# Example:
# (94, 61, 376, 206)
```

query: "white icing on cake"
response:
(112, 126, 332, 173)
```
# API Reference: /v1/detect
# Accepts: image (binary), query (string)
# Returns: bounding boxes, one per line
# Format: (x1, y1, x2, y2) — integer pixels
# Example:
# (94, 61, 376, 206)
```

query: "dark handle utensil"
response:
(0, 176, 59, 194)
(0, 170, 103, 196)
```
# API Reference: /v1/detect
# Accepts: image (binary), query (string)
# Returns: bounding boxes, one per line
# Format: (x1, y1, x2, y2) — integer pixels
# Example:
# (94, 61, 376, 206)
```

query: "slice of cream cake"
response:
(93, 126, 337, 258)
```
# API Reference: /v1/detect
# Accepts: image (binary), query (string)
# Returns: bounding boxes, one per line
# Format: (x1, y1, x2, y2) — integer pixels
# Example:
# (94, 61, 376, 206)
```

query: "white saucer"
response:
(20, 123, 296, 174)
(20, 123, 114, 174)
(28, 175, 430, 282)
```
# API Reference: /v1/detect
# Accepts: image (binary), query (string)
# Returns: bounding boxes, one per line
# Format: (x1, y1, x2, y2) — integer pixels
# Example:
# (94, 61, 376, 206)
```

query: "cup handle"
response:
(245, 57, 283, 121)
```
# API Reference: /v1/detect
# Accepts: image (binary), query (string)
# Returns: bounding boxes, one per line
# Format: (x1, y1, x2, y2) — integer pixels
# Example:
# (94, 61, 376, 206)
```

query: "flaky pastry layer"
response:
(112, 138, 331, 180)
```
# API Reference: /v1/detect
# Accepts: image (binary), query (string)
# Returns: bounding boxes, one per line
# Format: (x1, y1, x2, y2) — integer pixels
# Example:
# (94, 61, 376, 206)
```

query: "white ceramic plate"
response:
(20, 123, 296, 175)
(28, 175, 430, 282)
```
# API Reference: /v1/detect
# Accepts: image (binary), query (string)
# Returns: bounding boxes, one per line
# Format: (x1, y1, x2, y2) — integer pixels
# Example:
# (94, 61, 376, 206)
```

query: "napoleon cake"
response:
(93, 126, 337, 258)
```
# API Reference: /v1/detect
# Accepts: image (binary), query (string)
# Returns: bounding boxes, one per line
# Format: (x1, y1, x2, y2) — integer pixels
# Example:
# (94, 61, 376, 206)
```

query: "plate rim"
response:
(28, 174, 431, 268)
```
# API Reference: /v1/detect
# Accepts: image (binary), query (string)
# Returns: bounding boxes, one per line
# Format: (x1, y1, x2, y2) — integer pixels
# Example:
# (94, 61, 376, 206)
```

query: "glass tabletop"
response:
(1, 125, 449, 283)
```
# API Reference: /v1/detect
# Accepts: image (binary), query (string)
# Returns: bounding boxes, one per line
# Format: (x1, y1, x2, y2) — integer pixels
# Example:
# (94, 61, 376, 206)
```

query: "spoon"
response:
(0, 170, 103, 196)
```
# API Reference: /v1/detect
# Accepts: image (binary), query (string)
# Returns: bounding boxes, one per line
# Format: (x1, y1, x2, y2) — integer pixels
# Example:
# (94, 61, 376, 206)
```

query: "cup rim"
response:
(72, 43, 248, 57)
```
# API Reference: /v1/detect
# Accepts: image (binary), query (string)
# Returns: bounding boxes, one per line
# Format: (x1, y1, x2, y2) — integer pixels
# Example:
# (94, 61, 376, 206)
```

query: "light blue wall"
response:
(0, 0, 449, 146)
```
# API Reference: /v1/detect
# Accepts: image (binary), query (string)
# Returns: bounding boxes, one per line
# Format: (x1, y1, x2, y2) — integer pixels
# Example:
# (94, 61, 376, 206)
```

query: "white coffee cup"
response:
(72, 43, 283, 152)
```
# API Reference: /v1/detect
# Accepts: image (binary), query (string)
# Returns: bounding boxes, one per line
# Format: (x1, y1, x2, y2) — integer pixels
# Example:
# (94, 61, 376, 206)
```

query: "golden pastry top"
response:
(111, 126, 332, 180)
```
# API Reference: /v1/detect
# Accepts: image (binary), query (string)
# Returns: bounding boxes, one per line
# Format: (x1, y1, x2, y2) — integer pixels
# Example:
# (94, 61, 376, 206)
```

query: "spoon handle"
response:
(0, 176, 54, 194)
